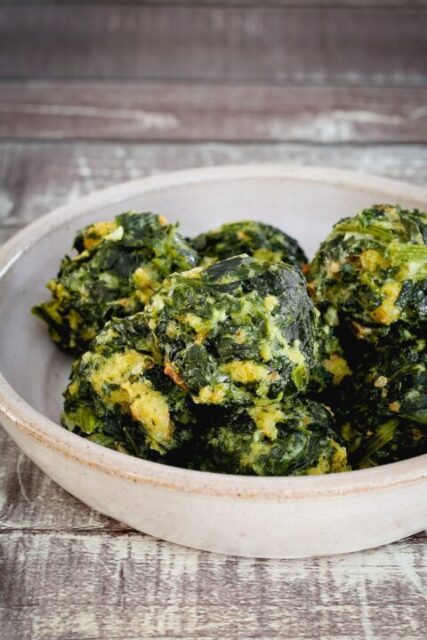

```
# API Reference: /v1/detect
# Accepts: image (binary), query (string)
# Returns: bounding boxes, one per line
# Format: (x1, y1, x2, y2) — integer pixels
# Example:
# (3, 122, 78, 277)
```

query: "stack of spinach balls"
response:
(34, 205, 426, 475)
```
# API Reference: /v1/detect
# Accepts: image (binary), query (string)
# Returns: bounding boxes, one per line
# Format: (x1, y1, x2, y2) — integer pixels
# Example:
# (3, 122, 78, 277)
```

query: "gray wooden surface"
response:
(0, 2, 426, 639)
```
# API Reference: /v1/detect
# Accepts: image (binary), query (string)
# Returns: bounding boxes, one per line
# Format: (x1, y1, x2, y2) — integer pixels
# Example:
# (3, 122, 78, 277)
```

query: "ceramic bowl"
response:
(0, 165, 426, 558)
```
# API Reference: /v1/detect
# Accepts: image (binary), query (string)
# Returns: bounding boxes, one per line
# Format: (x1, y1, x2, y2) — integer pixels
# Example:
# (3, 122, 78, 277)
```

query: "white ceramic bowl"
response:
(0, 165, 426, 558)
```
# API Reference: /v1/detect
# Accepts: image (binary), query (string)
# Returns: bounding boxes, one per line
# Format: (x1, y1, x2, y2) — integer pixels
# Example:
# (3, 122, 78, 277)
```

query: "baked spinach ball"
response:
(145, 255, 319, 407)
(337, 333, 426, 468)
(192, 220, 307, 268)
(193, 398, 348, 475)
(33, 212, 198, 354)
(307, 205, 427, 342)
(62, 313, 199, 460)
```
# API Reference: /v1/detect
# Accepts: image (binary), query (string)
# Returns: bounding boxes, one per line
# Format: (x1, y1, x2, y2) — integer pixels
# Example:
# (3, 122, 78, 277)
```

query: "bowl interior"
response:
(0, 169, 426, 424)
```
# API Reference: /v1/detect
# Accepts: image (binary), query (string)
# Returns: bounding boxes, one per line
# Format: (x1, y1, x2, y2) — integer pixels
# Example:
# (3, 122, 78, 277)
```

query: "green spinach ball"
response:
(193, 398, 348, 475)
(192, 220, 307, 268)
(337, 332, 426, 467)
(307, 205, 427, 342)
(145, 255, 319, 406)
(33, 212, 198, 354)
(62, 314, 198, 460)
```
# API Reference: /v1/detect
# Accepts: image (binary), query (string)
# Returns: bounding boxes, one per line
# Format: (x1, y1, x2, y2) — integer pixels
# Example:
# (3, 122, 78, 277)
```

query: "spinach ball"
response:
(192, 220, 307, 268)
(337, 332, 426, 467)
(145, 255, 319, 406)
(33, 212, 198, 354)
(62, 313, 198, 460)
(193, 398, 348, 475)
(307, 205, 427, 342)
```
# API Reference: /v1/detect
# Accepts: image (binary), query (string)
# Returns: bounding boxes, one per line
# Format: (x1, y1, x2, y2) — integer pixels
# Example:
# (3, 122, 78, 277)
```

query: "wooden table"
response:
(0, 3, 426, 638)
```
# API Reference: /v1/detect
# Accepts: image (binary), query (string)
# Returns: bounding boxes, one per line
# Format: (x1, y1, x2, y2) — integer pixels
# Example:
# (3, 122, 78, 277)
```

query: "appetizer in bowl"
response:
(1, 165, 426, 557)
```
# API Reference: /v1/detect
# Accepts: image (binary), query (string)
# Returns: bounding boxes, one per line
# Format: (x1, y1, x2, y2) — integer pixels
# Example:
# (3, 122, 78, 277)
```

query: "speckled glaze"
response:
(0, 165, 426, 558)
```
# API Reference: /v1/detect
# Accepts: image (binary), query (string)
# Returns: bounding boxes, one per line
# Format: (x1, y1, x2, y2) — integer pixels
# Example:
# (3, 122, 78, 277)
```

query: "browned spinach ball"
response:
(33, 212, 198, 354)
(307, 205, 427, 342)
(192, 220, 307, 268)
(145, 255, 320, 407)
(193, 398, 347, 476)
(62, 313, 198, 460)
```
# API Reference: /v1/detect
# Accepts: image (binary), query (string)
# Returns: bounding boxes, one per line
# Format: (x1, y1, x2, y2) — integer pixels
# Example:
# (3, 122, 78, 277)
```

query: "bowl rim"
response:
(0, 163, 426, 501)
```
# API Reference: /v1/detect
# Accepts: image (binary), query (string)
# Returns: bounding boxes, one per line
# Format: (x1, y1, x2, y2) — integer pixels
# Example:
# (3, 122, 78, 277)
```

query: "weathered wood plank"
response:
(4, 1, 427, 6)
(0, 430, 126, 532)
(0, 529, 426, 640)
(0, 6, 426, 85)
(1, 142, 427, 243)
(1, 83, 427, 143)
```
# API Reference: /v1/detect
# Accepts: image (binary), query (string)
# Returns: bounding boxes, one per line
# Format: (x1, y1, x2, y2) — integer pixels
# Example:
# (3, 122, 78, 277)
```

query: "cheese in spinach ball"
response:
(62, 313, 198, 459)
(145, 255, 319, 406)
(307, 205, 427, 342)
(192, 220, 307, 268)
(192, 398, 348, 475)
(33, 212, 198, 354)
(337, 331, 426, 468)
(310, 318, 352, 395)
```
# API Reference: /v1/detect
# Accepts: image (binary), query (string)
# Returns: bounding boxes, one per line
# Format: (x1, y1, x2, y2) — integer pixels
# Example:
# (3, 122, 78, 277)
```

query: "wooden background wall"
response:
(0, 2, 426, 638)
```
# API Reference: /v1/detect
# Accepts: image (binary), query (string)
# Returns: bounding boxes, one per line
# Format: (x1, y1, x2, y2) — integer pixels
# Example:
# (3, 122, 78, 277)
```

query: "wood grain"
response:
(1, 142, 427, 242)
(0, 497, 426, 640)
(4, 1, 427, 6)
(0, 430, 123, 532)
(1, 82, 427, 143)
(1, 5, 426, 85)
